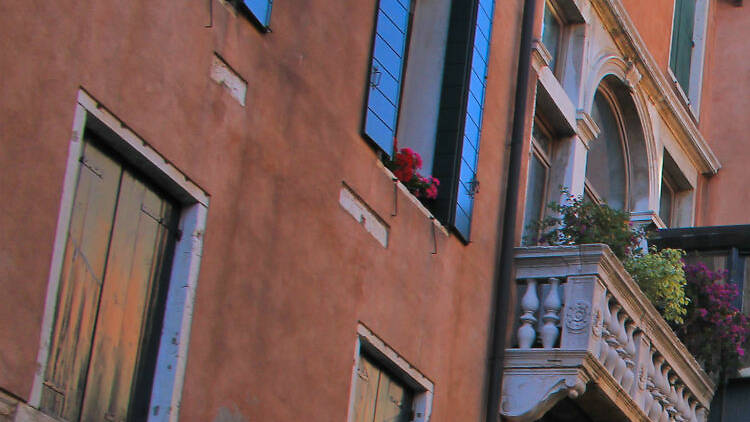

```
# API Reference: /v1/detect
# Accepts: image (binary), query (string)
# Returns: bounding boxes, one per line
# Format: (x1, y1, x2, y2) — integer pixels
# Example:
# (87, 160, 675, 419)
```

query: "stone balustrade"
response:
(500, 245, 715, 422)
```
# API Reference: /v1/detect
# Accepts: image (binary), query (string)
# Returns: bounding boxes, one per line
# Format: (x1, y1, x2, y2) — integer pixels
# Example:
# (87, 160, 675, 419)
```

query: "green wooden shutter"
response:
(363, 0, 412, 157)
(670, 0, 695, 93)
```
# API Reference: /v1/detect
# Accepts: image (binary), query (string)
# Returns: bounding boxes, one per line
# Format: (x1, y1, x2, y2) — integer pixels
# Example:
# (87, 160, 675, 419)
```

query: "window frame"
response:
(522, 117, 554, 245)
(660, 172, 677, 228)
(30, 90, 209, 422)
(541, 0, 568, 78)
(347, 324, 434, 422)
(362, 0, 496, 243)
(584, 85, 631, 211)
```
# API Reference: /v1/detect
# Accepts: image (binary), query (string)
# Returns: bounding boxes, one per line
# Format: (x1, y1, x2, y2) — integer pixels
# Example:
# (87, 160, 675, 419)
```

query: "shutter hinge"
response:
(370, 66, 382, 88)
(469, 177, 480, 198)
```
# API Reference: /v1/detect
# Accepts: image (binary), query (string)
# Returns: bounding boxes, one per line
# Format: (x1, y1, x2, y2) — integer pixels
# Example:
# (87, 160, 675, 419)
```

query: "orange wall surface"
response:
(622, 0, 675, 73)
(0, 0, 523, 420)
(697, 1, 750, 226)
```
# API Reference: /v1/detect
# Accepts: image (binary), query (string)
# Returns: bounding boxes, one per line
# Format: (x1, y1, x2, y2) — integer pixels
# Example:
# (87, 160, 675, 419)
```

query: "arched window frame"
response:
(584, 83, 631, 211)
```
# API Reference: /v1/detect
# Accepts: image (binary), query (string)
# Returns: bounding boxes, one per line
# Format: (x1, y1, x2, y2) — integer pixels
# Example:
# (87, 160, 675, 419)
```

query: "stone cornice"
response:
(589, 0, 721, 175)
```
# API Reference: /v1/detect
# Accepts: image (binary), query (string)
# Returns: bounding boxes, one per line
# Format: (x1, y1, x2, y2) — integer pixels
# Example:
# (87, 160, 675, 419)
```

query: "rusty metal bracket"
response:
(430, 216, 437, 255)
(205, 0, 213, 28)
(391, 177, 399, 216)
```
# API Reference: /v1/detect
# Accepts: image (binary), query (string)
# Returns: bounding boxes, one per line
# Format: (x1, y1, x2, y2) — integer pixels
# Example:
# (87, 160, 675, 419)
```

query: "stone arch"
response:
(583, 53, 655, 213)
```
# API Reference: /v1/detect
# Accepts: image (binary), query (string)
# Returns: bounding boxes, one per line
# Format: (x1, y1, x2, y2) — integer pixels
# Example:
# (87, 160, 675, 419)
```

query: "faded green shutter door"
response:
(352, 356, 380, 422)
(41, 142, 123, 421)
(42, 139, 177, 422)
(79, 170, 176, 422)
(670, 0, 695, 93)
(373, 371, 413, 422)
(351, 354, 414, 422)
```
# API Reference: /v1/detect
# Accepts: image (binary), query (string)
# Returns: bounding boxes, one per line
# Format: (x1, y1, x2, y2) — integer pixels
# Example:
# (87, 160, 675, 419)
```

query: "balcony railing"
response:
(500, 245, 715, 422)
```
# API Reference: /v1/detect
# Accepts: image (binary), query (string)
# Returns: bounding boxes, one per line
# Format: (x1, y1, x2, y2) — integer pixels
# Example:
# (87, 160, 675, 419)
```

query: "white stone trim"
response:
(347, 324, 434, 422)
(339, 183, 389, 248)
(29, 89, 209, 422)
(210, 53, 247, 107)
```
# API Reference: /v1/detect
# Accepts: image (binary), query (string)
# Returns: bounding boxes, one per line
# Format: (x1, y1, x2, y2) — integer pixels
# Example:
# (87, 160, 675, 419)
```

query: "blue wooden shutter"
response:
(453, 0, 494, 240)
(363, 0, 411, 157)
(243, 0, 273, 27)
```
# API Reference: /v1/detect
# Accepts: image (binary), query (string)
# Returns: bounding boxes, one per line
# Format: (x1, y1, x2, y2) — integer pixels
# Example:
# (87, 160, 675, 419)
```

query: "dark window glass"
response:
(586, 91, 627, 210)
(542, 2, 562, 73)
(523, 152, 548, 245)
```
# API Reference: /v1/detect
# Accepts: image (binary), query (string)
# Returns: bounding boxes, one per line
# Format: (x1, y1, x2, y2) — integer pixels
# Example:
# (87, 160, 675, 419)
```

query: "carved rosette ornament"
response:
(565, 300, 591, 333)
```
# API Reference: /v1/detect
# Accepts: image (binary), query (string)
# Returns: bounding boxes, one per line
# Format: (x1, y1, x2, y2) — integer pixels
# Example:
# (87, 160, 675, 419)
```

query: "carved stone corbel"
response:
(500, 371, 588, 422)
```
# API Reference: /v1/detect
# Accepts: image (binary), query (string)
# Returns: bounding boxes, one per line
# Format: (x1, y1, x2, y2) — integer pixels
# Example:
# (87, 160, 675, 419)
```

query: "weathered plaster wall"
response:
(0, 1, 523, 421)
(697, 1, 750, 226)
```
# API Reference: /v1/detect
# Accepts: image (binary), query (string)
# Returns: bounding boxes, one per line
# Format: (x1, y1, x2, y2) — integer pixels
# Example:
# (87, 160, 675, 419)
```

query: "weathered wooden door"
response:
(41, 138, 178, 422)
(351, 354, 414, 422)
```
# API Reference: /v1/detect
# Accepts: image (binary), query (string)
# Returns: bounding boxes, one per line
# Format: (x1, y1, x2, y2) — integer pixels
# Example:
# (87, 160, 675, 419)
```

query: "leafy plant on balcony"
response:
(533, 192, 642, 260)
(624, 247, 689, 324)
(676, 263, 750, 378)
(532, 192, 689, 324)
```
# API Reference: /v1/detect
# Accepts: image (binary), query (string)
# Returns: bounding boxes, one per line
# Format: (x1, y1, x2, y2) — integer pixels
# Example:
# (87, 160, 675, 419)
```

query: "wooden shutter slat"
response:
(41, 142, 123, 421)
(363, 0, 412, 157)
(452, 0, 495, 241)
(80, 172, 174, 422)
(670, 0, 695, 92)
(352, 356, 380, 422)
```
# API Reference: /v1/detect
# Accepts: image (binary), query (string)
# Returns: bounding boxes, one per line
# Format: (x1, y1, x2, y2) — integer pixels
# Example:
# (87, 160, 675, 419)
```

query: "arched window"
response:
(585, 88, 628, 210)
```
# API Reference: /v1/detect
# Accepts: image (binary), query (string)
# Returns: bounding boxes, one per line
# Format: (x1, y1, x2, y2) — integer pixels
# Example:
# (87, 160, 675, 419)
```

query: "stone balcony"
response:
(500, 245, 715, 422)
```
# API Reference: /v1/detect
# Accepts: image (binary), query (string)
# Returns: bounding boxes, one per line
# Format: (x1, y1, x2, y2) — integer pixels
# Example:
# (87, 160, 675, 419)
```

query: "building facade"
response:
(0, 0, 748, 421)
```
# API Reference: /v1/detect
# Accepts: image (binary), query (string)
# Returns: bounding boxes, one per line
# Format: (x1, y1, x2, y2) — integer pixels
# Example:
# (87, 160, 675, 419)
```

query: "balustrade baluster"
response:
(621, 322, 636, 393)
(518, 279, 539, 348)
(612, 310, 628, 382)
(540, 277, 561, 349)
(597, 293, 612, 362)
(649, 355, 665, 420)
(604, 303, 622, 374)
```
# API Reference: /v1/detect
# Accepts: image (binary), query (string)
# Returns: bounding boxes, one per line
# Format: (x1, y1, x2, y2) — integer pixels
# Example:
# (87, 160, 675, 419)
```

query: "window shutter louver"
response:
(363, 0, 411, 157)
(243, 0, 273, 27)
(670, 0, 695, 93)
(453, 0, 494, 240)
